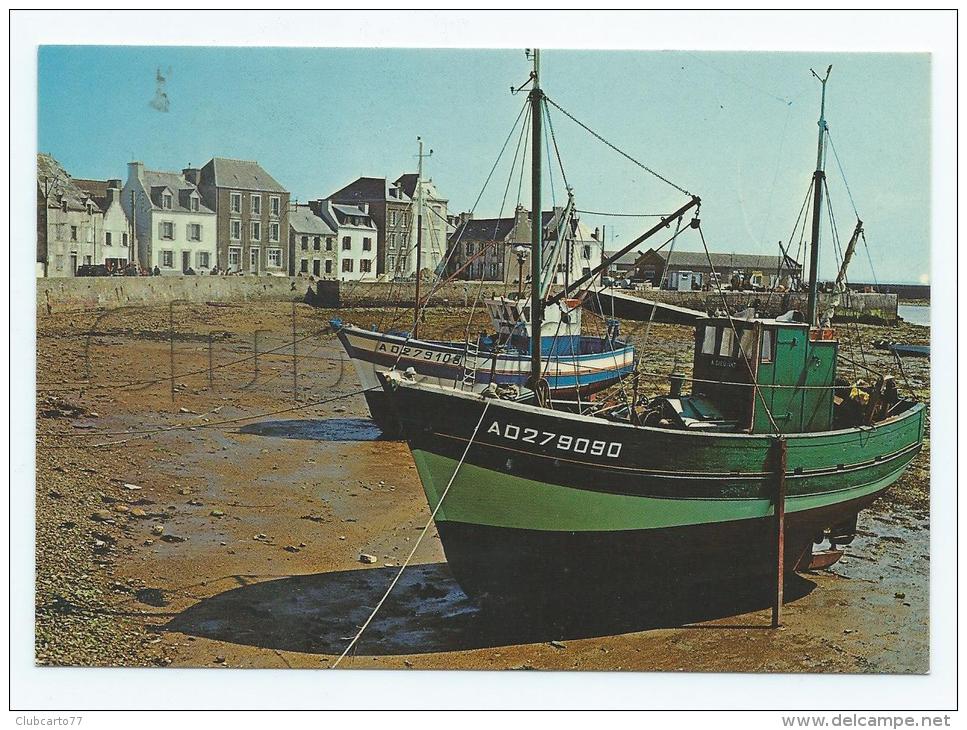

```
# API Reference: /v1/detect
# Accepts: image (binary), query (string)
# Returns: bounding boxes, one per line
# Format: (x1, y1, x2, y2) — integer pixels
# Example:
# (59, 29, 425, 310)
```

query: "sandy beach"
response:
(35, 301, 930, 672)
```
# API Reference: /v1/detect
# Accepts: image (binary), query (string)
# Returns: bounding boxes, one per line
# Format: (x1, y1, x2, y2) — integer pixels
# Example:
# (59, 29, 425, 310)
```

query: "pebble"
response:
(283, 545, 300, 553)
(359, 553, 377, 564)
(123, 483, 142, 491)
(151, 525, 164, 536)
(130, 508, 148, 518)
(91, 510, 113, 522)
(113, 504, 130, 513)
(210, 510, 225, 517)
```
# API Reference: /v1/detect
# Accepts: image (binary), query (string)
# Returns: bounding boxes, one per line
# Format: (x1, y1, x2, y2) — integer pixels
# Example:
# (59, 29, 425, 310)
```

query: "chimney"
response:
(106, 180, 122, 206)
(127, 161, 145, 182)
(182, 166, 201, 186)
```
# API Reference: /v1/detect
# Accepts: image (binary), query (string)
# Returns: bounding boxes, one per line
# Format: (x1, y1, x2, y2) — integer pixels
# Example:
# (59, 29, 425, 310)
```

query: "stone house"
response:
(289, 204, 337, 278)
(36, 153, 101, 277)
(122, 162, 217, 274)
(446, 206, 602, 287)
(192, 158, 290, 275)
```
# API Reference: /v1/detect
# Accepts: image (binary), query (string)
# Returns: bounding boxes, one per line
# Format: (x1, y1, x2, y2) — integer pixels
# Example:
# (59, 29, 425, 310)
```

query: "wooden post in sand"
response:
(772, 436, 788, 628)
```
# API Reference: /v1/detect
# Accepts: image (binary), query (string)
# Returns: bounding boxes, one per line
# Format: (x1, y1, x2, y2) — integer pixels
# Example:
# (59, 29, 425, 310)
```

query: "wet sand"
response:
(35, 301, 930, 671)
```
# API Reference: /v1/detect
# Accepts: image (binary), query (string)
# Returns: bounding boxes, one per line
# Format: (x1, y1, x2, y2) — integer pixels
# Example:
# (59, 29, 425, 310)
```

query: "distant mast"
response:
(413, 137, 426, 338)
(806, 65, 832, 327)
(528, 48, 543, 392)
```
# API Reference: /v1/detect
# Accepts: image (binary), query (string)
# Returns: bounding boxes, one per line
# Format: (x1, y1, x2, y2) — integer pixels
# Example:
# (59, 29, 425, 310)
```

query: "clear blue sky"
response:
(38, 46, 930, 284)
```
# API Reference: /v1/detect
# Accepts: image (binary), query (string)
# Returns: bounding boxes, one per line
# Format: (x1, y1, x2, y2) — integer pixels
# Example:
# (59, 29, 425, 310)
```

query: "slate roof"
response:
(331, 204, 376, 227)
(289, 205, 335, 236)
(142, 170, 214, 213)
(205, 157, 286, 193)
(73, 179, 116, 211)
(450, 211, 566, 243)
(643, 249, 801, 271)
(328, 176, 411, 204)
(37, 154, 98, 212)
(604, 249, 640, 267)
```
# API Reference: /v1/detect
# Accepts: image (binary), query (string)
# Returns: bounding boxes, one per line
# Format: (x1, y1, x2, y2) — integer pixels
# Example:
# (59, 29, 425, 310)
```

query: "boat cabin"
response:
(666, 317, 837, 434)
(483, 296, 588, 356)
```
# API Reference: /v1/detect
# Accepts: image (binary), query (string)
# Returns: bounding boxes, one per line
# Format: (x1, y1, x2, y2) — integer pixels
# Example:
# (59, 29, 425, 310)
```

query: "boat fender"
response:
(403, 367, 417, 380)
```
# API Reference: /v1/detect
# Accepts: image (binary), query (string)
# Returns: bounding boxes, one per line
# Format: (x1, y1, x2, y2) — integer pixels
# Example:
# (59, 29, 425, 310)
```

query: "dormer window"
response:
(189, 196, 199, 212)
(60, 200, 68, 213)
(162, 193, 172, 210)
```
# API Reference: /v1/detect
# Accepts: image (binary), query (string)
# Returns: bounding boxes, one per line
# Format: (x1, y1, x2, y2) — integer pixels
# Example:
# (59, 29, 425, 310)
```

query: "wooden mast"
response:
(806, 65, 832, 327)
(528, 49, 544, 392)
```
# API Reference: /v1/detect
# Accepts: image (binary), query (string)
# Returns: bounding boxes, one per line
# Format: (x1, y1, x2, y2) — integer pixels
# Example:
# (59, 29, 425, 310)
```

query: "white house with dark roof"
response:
(289, 204, 337, 278)
(311, 200, 378, 281)
(122, 161, 217, 274)
(74, 178, 131, 269)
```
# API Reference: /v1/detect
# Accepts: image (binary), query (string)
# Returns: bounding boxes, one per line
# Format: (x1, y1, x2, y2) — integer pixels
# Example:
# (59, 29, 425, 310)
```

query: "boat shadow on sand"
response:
(237, 418, 387, 442)
(164, 562, 817, 656)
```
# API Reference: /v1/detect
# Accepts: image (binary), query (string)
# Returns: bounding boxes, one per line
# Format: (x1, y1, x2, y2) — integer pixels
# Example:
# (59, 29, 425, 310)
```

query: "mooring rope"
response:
(331, 398, 491, 668)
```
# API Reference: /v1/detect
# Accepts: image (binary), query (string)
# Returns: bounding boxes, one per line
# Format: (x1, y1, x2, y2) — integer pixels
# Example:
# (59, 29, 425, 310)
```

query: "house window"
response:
(325, 260, 332, 274)
(187, 224, 202, 241)
(190, 197, 200, 212)
(300, 259, 309, 274)
(490, 263, 499, 278)
(61, 201, 68, 213)
(389, 211, 397, 226)
(250, 221, 261, 241)
(55, 255, 64, 271)
(269, 223, 280, 242)
(84, 255, 92, 265)
(160, 222, 174, 240)
(70, 226, 78, 241)
(267, 248, 282, 268)
(360, 259, 372, 273)
(402, 213, 410, 227)
(389, 233, 397, 248)
(123, 233, 128, 247)
(582, 245, 591, 259)
(231, 219, 241, 240)
(162, 193, 172, 210)
(313, 260, 320, 276)
(228, 247, 241, 268)
(388, 255, 396, 271)
(342, 259, 353, 273)
(313, 237, 320, 251)
(466, 242, 474, 255)
(161, 250, 174, 268)
(270, 196, 280, 217)
(362, 237, 372, 251)
(325, 238, 333, 251)
(197, 251, 211, 269)
(401, 233, 408, 246)
(230, 192, 241, 213)
(250, 247, 260, 269)
(251, 195, 261, 215)
(301, 235, 308, 250)
(105, 232, 112, 246)
(342, 236, 351, 251)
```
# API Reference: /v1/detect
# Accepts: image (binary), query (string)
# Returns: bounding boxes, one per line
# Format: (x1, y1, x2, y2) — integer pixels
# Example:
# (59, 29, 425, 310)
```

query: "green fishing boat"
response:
(381, 53, 926, 607)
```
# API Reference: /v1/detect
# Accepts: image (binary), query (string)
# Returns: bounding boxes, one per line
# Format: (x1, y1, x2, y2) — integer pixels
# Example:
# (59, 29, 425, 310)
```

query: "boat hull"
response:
(335, 323, 635, 434)
(383, 376, 925, 601)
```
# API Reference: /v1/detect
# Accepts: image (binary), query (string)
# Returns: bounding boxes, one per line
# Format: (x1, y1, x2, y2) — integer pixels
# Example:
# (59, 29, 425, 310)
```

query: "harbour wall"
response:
(36, 276, 898, 323)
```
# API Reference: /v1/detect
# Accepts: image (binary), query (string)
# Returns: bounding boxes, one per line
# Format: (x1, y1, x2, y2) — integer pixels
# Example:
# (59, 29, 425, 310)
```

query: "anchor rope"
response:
(331, 399, 491, 668)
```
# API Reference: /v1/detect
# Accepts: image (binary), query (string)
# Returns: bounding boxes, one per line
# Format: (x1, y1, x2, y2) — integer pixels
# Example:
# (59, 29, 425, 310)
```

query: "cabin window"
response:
(719, 328, 735, 357)
(701, 326, 716, 354)
(738, 329, 757, 360)
(761, 330, 774, 363)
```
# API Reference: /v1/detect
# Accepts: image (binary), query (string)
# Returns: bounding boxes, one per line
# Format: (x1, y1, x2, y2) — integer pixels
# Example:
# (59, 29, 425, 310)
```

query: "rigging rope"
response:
(331, 399, 491, 669)
(544, 95, 692, 196)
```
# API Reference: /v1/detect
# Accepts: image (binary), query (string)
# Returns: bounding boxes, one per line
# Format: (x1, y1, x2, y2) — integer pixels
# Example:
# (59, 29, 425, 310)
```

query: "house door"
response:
(250, 247, 260, 274)
(313, 260, 320, 276)
(70, 253, 78, 275)
(182, 251, 190, 272)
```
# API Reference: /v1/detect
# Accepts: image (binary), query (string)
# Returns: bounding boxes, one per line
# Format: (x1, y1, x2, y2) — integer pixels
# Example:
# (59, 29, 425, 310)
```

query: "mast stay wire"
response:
(543, 95, 692, 197)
